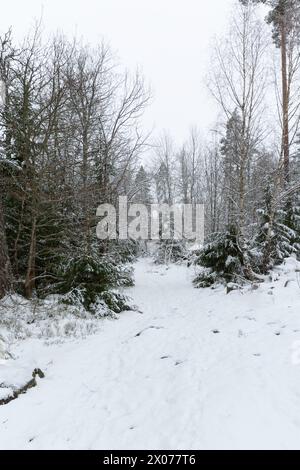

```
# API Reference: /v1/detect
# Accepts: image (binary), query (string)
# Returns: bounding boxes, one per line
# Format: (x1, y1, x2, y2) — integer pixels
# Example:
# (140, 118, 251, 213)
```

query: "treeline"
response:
(0, 27, 149, 310)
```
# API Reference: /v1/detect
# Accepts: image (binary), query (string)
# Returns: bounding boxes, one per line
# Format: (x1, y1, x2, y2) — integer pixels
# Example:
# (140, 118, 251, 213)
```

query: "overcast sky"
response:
(1, 0, 235, 145)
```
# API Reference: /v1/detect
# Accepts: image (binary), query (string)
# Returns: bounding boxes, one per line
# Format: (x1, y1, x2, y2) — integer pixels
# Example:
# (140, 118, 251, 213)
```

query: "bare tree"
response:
(203, 133, 224, 234)
(177, 127, 203, 205)
(153, 132, 176, 205)
(209, 2, 268, 238)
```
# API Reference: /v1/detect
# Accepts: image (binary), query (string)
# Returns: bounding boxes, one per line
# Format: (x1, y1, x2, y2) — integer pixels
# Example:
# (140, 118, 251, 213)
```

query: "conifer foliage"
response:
(193, 227, 244, 288)
(56, 254, 133, 314)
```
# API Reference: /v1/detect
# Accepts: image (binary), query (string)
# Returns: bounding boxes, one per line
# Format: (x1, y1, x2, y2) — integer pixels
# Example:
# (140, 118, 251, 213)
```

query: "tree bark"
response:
(0, 194, 12, 298)
(280, 16, 290, 186)
(24, 216, 37, 299)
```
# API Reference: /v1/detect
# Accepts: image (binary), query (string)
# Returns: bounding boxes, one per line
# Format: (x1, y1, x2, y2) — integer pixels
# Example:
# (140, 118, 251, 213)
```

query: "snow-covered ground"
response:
(1, 258, 300, 450)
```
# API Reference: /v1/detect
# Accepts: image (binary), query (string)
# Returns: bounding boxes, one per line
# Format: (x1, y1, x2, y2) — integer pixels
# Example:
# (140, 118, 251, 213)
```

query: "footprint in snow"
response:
(244, 316, 256, 321)
(159, 356, 183, 366)
(135, 326, 164, 337)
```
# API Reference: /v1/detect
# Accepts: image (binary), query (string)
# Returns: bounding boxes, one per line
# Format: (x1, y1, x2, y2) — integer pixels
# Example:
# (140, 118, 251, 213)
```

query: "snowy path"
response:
(1, 259, 300, 449)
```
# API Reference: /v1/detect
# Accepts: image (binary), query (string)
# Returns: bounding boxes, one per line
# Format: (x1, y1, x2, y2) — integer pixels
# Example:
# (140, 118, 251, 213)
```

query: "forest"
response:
(1, 1, 300, 310)
(1, 0, 300, 452)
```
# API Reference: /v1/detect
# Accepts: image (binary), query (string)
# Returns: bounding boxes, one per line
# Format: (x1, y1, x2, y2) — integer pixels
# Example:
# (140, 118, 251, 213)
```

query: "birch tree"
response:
(209, 2, 268, 239)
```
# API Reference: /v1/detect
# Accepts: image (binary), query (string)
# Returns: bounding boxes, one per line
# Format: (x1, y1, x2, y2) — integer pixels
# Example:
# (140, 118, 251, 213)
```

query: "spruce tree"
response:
(288, 145, 300, 257)
(253, 181, 297, 273)
(193, 226, 245, 288)
(133, 165, 152, 206)
(220, 110, 243, 227)
(155, 162, 171, 204)
(56, 252, 133, 314)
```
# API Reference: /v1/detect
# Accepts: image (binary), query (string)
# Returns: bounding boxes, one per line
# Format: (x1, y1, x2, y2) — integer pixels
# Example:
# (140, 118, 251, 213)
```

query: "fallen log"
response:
(0, 368, 45, 406)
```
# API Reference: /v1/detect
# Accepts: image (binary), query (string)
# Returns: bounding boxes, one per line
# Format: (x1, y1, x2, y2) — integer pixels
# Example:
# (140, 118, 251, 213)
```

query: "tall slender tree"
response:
(208, 2, 268, 282)
(240, 0, 300, 185)
(0, 30, 15, 298)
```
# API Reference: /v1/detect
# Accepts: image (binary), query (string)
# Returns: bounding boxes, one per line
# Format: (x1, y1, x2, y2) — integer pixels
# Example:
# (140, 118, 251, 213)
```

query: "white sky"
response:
(1, 0, 235, 145)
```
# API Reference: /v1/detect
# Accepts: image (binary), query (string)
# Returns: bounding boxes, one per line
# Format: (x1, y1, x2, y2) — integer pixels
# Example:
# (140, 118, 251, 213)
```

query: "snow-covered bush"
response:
(55, 254, 134, 313)
(193, 227, 245, 288)
(154, 240, 188, 265)
(109, 240, 142, 264)
(0, 294, 106, 346)
(0, 335, 7, 361)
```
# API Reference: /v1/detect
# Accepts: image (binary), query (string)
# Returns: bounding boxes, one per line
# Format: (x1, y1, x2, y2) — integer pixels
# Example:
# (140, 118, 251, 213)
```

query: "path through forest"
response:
(1, 259, 300, 449)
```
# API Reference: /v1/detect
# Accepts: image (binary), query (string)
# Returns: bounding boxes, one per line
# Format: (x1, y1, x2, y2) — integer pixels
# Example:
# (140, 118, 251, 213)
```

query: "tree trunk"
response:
(24, 217, 37, 299)
(280, 16, 290, 186)
(0, 195, 12, 298)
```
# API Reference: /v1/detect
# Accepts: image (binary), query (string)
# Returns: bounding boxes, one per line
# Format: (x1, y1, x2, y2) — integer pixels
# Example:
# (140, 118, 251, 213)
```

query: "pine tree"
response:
(240, 0, 300, 185)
